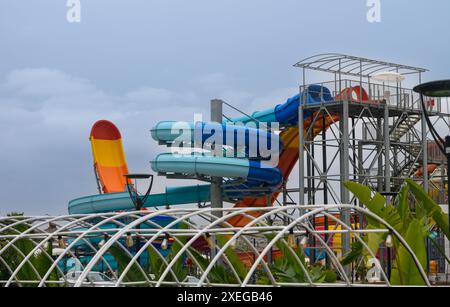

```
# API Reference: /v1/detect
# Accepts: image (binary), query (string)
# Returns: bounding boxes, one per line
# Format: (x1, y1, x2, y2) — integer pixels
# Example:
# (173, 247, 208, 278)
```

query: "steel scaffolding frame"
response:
(294, 54, 450, 272)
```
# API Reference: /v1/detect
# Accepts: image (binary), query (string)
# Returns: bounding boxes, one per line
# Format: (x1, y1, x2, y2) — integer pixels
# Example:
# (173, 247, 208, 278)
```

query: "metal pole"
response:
(210, 99, 223, 260)
(299, 97, 305, 210)
(377, 118, 383, 193)
(282, 182, 288, 226)
(384, 104, 391, 205)
(210, 99, 223, 219)
(422, 105, 429, 193)
(340, 99, 351, 273)
(446, 136, 450, 240)
(322, 112, 329, 267)
(307, 142, 312, 205)
(387, 243, 392, 280)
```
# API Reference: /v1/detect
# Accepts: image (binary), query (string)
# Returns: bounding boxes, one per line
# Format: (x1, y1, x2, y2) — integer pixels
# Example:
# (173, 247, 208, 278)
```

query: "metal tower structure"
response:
(294, 53, 450, 260)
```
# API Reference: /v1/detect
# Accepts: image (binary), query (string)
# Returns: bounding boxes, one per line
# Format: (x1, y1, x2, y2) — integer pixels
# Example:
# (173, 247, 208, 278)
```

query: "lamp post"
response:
(413, 80, 450, 239)
(124, 174, 154, 264)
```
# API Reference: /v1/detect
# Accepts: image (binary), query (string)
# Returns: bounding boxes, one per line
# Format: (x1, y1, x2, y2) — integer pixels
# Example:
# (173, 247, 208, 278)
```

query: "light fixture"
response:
(429, 231, 439, 241)
(98, 239, 105, 248)
(205, 233, 214, 249)
(300, 236, 308, 248)
(99, 234, 108, 248)
(230, 235, 237, 248)
(414, 80, 450, 98)
(161, 234, 169, 250)
(288, 228, 297, 248)
(45, 222, 57, 234)
(414, 80, 450, 239)
(126, 232, 134, 248)
(57, 236, 66, 249)
(385, 234, 393, 248)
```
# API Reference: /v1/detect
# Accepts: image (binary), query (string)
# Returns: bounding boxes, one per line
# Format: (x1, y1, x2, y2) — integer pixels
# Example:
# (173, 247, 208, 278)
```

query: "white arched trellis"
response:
(0, 205, 431, 287)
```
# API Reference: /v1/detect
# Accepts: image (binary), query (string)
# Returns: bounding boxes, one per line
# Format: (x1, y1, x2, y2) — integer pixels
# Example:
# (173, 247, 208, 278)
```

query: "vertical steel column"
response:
(358, 140, 364, 184)
(340, 99, 351, 270)
(422, 107, 429, 193)
(322, 112, 329, 266)
(210, 99, 223, 218)
(384, 104, 391, 204)
(299, 72, 306, 212)
(282, 182, 288, 226)
(306, 142, 312, 204)
(418, 72, 430, 195)
(377, 118, 384, 193)
(299, 98, 305, 209)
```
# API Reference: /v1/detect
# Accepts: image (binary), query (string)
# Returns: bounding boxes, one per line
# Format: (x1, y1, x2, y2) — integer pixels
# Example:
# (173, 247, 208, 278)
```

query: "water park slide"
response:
(69, 85, 337, 216)
(90, 120, 131, 193)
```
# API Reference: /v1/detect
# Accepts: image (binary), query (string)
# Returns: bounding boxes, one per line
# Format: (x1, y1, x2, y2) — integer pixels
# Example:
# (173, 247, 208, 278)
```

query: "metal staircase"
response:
(390, 113, 422, 142)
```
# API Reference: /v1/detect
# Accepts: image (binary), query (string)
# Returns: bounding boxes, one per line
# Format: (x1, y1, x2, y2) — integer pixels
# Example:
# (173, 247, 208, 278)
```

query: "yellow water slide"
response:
(90, 120, 131, 193)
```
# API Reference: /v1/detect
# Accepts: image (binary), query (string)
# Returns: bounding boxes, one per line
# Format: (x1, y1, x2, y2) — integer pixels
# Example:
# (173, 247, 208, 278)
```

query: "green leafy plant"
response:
(0, 215, 60, 287)
(342, 180, 449, 285)
(186, 234, 249, 284)
(257, 235, 337, 285)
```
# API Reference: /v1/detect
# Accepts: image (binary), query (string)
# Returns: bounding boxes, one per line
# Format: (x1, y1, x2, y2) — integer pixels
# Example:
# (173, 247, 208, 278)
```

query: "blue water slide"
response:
(145, 85, 333, 200)
(68, 185, 211, 214)
(151, 153, 282, 187)
(230, 85, 333, 126)
(151, 121, 282, 157)
(69, 85, 334, 215)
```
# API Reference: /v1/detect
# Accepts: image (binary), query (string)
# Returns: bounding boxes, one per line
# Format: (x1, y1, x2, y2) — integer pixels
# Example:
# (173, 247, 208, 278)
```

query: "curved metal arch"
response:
(3, 213, 122, 287)
(109, 209, 221, 286)
(126, 207, 280, 287)
(115, 210, 227, 287)
(294, 53, 427, 78)
(156, 208, 283, 287)
(242, 205, 430, 286)
(242, 206, 335, 286)
(36, 213, 139, 287)
(73, 208, 195, 287)
(294, 53, 347, 67)
(195, 206, 317, 287)
(118, 210, 268, 287)
(321, 211, 391, 285)
(109, 209, 256, 287)
(274, 210, 351, 284)
(5, 212, 165, 287)
(0, 217, 70, 287)
(301, 206, 429, 285)
(0, 205, 432, 287)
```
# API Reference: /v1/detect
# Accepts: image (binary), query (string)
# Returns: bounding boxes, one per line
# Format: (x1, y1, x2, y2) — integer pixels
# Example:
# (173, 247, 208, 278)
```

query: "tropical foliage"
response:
(0, 213, 60, 287)
(343, 179, 449, 285)
(109, 230, 338, 286)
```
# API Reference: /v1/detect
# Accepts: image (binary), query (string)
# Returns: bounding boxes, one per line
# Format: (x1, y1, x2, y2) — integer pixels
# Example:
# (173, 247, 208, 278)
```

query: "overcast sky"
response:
(1, 0, 450, 215)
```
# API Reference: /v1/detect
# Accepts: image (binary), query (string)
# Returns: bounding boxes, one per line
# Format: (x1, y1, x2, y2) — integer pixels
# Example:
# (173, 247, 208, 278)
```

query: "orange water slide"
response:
(228, 112, 340, 227)
(90, 120, 131, 193)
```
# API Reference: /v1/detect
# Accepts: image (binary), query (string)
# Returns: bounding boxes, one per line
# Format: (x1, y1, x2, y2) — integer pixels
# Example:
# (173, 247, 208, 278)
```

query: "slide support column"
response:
(210, 99, 224, 218)
(340, 99, 351, 275)
(299, 101, 306, 215)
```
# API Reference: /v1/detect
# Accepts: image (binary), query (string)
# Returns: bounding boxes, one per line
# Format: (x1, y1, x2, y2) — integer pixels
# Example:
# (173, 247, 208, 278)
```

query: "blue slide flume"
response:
(68, 85, 334, 214)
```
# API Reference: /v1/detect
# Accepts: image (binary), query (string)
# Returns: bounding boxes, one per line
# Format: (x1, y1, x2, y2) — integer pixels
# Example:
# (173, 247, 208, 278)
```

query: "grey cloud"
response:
(0, 68, 297, 215)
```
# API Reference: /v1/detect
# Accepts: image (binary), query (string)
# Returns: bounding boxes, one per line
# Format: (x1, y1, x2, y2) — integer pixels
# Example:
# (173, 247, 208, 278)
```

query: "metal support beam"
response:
(340, 99, 351, 271)
(384, 104, 391, 204)
(422, 109, 429, 193)
(210, 99, 223, 218)
(377, 118, 384, 192)
(299, 102, 305, 210)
